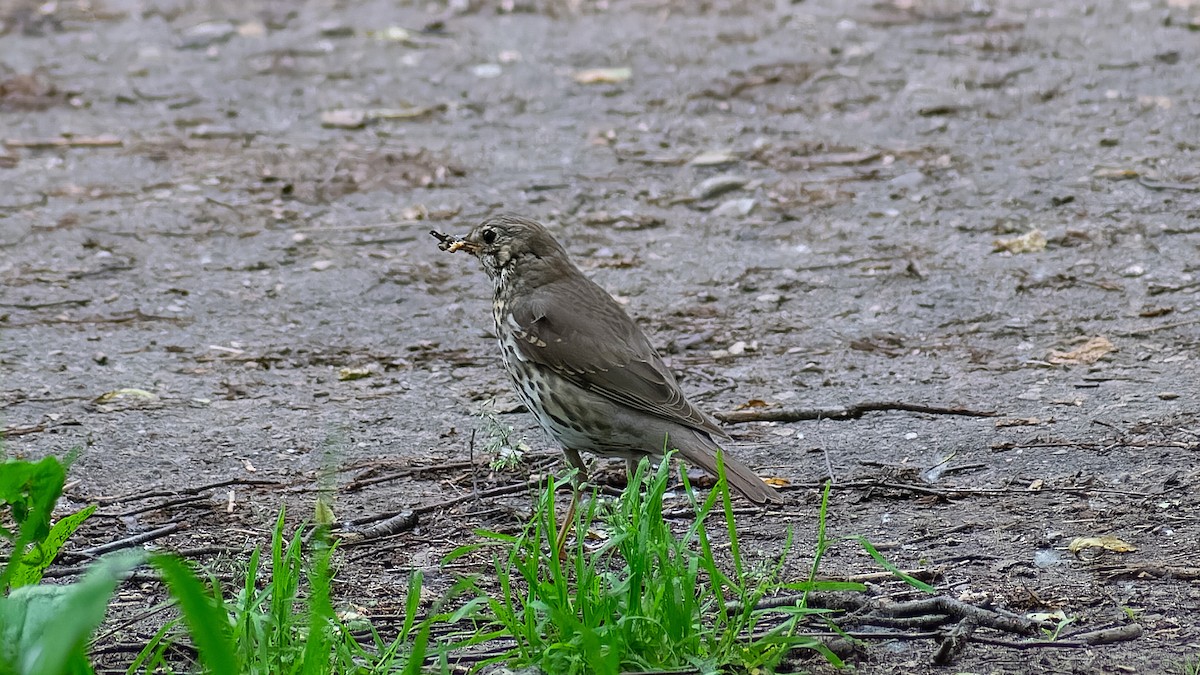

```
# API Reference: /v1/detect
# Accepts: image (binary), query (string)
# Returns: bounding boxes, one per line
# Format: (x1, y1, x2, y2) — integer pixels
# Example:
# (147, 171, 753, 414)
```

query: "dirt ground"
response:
(3, 0, 1199, 672)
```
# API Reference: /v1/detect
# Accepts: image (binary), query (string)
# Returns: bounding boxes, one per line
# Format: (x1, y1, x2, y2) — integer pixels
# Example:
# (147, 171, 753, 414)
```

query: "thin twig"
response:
(1116, 317, 1200, 337)
(971, 623, 1142, 648)
(716, 401, 999, 424)
(339, 477, 552, 528)
(71, 522, 188, 559)
(342, 451, 558, 491)
(469, 428, 480, 508)
(107, 494, 209, 518)
(833, 480, 1157, 500)
(0, 309, 187, 328)
(97, 478, 282, 506)
(1098, 563, 1200, 580)
(2, 423, 48, 436)
(0, 298, 91, 309)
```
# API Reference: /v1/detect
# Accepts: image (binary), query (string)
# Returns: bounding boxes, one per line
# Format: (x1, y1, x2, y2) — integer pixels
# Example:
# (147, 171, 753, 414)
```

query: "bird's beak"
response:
(430, 230, 480, 255)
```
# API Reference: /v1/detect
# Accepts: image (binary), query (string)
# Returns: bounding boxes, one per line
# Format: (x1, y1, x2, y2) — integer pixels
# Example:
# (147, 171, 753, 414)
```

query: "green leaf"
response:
(1, 457, 66, 590)
(0, 552, 141, 675)
(11, 505, 97, 587)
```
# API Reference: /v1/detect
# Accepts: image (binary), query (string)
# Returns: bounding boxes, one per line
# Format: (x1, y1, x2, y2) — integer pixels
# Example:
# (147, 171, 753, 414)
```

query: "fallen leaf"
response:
(1068, 535, 1137, 555)
(764, 476, 791, 488)
(1027, 609, 1069, 623)
(993, 229, 1047, 253)
(366, 26, 415, 43)
(713, 198, 756, 217)
(689, 149, 739, 166)
(1047, 336, 1114, 365)
(95, 388, 158, 404)
(1136, 95, 1171, 110)
(237, 20, 266, 37)
(93, 388, 163, 412)
(691, 174, 750, 200)
(367, 106, 434, 120)
(583, 528, 609, 542)
(573, 67, 632, 84)
(338, 367, 372, 381)
(321, 106, 433, 129)
(1092, 167, 1140, 180)
(735, 399, 770, 410)
(320, 110, 367, 129)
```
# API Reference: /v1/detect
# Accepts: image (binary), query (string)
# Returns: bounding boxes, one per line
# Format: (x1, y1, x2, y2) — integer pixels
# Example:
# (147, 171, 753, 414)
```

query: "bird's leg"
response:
(626, 456, 639, 486)
(556, 448, 588, 556)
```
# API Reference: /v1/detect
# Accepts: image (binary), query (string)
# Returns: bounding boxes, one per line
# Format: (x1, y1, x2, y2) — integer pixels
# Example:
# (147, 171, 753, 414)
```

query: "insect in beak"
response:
(430, 230, 479, 254)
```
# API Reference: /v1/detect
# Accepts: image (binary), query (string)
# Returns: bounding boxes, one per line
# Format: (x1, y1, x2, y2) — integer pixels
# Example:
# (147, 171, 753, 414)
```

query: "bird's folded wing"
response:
(508, 282, 729, 441)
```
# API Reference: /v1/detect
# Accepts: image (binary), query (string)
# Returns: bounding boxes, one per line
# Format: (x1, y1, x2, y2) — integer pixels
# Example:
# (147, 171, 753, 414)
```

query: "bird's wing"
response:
(506, 277, 729, 440)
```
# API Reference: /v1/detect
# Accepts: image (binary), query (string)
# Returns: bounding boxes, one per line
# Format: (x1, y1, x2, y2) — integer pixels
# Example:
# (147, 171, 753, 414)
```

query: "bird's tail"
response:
(672, 429, 784, 504)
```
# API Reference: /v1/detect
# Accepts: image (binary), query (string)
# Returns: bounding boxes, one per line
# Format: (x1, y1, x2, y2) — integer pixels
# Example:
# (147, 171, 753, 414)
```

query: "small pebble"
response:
(179, 21, 236, 49)
(1033, 549, 1064, 568)
(472, 63, 503, 79)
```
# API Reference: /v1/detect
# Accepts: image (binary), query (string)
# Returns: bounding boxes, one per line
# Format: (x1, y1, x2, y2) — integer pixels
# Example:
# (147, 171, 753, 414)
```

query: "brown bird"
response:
(437, 213, 782, 505)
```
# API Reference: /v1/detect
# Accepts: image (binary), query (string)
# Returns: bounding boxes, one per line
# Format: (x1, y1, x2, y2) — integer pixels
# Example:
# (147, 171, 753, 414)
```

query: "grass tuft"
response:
(448, 452, 859, 674)
(134, 511, 441, 674)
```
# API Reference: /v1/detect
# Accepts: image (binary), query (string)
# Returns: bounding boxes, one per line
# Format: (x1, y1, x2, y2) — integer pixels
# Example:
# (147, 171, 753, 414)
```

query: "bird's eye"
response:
(481, 229, 497, 244)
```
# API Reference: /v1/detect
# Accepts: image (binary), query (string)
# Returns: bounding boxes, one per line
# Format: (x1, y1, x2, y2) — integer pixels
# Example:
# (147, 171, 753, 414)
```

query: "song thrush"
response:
(436, 213, 782, 505)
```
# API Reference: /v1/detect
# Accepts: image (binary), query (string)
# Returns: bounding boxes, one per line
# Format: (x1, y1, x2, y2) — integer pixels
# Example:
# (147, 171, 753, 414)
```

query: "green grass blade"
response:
(807, 482, 832, 584)
(299, 537, 337, 675)
(127, 616, 179, 675)
(150, 554, 239, 674)
(853, 535, 936, 593)
(401, 618, 432, 675)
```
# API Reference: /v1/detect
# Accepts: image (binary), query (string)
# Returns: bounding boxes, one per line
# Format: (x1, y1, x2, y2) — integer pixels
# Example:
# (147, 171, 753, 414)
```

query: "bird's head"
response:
(456, 214, 572, 286)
